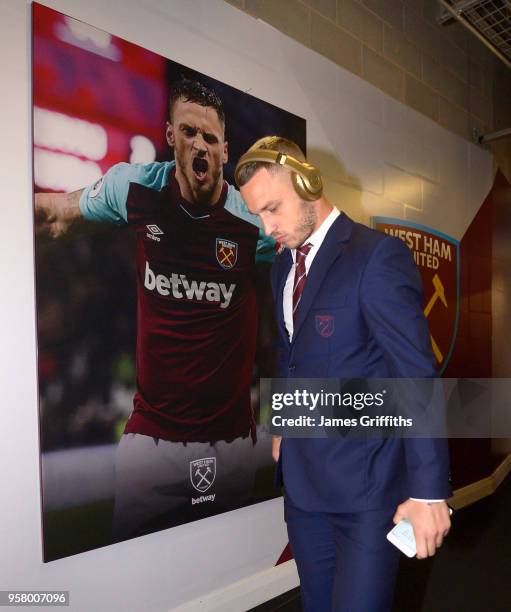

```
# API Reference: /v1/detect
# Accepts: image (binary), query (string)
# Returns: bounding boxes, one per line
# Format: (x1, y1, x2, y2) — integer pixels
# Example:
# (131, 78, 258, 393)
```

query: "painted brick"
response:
(311, 12, 362, 75)
(422, 53, 468, 109)
(337, 0, 383, 52)
(404, 6, 468, 82)
(327, 179, 365, 220)
(245, 0, 310, 47)
(383, 24, 420, 77)
(468, 35, 495, 70)
(438, 97, 469, 140)
(444, 21, 470, 53)
(402, 0, 423, 14)
(470, 86, 493, 128)
(305, 0, 336, 21)
(469, 60, 493, 102)
(421, 0, 440, 25)
(362, 0, 403, 30)
(422, 2, 469, 52)
(494, 61, 511, 129)
(363, 46, 404, 101)
(384, 164, 422, 209)
(405, 74, 439, 122)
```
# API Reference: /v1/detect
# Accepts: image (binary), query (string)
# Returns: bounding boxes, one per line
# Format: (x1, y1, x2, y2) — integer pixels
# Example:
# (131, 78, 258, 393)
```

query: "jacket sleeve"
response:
(360, 235, 452, 499)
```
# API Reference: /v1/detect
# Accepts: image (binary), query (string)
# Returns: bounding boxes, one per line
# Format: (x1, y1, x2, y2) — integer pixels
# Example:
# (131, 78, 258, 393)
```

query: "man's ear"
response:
(223, 140, 228, 164)
(166, 121, 175, 148)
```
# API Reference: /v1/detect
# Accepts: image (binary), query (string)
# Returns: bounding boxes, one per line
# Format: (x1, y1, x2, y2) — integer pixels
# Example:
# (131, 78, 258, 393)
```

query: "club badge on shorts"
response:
(216, 238, 238, 270)
(190, 457, 216, 493)
(315, 314, 335, 338)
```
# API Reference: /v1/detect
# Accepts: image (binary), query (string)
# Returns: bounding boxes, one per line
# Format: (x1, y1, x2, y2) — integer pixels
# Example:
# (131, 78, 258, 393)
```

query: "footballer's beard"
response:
(175, 153, 222, 205)
(288, 200, 317, 248)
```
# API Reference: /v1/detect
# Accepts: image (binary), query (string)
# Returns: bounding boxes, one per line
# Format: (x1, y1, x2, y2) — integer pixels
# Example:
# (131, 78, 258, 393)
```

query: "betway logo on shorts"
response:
(144, 262, 235, 309)
(191, 494, 216, 505)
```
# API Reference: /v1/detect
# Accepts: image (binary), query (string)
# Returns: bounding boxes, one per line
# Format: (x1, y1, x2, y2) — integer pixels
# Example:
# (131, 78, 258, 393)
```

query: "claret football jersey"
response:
(80, 162, 274, 442)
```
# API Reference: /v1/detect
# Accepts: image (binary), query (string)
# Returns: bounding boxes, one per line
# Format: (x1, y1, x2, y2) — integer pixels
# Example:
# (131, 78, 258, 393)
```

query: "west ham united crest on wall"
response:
(372, 217, 460, 374)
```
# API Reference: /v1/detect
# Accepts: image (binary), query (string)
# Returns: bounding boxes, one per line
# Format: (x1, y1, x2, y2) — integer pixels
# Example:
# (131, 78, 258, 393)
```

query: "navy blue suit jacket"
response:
(271, 212, 452, 513)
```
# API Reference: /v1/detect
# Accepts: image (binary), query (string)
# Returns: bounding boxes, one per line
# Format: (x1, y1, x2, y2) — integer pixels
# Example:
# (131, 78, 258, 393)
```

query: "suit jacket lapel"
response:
(292, 212, 353, 342)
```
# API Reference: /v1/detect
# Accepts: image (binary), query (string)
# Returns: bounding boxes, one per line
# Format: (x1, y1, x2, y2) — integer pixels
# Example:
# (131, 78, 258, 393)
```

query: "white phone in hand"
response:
(387, 507, 453, 557)
(386, 519, 417, 557)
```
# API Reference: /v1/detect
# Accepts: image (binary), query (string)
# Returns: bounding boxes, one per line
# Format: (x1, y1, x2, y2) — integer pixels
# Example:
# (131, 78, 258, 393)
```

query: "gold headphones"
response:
(235, 144, 323, 202)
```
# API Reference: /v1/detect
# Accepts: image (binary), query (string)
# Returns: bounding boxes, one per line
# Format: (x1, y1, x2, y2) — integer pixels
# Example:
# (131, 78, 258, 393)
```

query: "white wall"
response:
(0, 0, 494, 610)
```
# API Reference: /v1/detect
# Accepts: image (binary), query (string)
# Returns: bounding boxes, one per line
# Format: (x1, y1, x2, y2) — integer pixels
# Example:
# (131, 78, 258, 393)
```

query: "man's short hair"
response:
(236, 136, 306, 187)
(169, 78, 225, 125)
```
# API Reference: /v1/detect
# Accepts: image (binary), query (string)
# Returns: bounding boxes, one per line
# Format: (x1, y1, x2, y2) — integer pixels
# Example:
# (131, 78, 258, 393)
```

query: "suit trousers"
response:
(285, 499, 400, 612)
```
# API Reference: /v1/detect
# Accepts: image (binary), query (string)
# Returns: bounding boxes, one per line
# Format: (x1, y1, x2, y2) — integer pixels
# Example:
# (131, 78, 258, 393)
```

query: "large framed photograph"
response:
(33, 2, 305, 561)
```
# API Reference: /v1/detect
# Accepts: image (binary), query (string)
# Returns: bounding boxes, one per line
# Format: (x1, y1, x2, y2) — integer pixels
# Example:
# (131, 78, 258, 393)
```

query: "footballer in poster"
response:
(33, 2, 305, 560)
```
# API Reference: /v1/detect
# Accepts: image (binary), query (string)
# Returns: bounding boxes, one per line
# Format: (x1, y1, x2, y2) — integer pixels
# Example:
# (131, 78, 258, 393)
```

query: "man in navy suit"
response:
(236, 137, 452, 611)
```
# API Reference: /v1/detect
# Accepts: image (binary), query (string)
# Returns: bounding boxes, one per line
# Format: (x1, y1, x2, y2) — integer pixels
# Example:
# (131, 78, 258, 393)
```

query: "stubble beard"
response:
(295, 200, 317, 246)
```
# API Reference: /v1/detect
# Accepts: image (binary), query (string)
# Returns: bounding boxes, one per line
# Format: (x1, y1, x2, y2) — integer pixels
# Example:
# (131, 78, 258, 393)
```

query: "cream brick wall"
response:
(225, 0, 500, 143)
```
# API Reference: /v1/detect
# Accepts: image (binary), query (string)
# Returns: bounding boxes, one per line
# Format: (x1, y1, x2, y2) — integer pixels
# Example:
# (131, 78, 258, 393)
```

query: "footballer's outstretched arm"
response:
(34, 162, 146, 239)
(35, 162, 179, 240)
(35, 189, 87, 239)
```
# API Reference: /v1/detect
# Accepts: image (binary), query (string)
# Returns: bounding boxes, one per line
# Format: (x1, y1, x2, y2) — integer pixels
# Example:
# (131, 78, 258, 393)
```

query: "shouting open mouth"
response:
(192, 157, 209, 183)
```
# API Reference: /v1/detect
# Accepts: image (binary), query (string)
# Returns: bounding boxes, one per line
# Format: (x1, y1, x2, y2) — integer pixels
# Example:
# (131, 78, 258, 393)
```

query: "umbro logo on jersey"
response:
(146, 224, 164, 242)
(144, 262, 235, 309)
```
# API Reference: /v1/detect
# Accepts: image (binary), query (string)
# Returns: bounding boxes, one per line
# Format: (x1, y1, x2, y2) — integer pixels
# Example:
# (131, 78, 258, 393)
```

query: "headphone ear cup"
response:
(292, 173, 311, 200)
(292, 171, 323, 201)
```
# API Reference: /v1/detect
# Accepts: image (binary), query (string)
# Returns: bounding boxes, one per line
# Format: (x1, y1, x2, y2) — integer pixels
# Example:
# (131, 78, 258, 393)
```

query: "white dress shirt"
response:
(283, 207, 340, 341)
(280, 206, 444, 505)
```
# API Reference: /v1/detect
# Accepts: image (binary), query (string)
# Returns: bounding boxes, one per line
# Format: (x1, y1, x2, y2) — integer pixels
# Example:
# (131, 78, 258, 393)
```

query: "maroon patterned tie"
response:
(292, 243, 312, 323)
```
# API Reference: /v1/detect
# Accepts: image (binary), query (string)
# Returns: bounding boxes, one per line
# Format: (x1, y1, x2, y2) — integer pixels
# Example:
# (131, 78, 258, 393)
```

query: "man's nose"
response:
(192, 133, 207, 152)
(262, 218, 277, 237)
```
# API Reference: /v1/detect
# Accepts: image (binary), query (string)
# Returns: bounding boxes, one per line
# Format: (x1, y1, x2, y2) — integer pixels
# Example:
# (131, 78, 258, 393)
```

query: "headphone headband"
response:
(235, 145, 323, 201)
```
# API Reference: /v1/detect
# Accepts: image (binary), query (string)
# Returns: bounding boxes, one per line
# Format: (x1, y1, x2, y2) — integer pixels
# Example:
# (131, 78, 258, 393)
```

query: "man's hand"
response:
(272, 436, 282, 462)
(35, 190, 84, 239)
(393, 499, 451, 559)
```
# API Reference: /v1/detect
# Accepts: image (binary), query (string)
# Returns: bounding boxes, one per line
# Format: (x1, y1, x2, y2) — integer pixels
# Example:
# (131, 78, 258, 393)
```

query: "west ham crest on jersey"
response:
(190, 457, 216, 493)
(216, 238, 238, 270)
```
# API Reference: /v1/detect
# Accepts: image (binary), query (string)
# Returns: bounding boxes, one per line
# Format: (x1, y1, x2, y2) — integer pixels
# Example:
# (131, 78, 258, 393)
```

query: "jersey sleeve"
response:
(79, 161, 174, 225)
(224, 184, 276, 263)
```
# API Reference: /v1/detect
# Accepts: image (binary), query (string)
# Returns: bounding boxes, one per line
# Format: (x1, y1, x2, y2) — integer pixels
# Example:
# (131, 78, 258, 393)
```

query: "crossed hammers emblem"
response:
(423, 273, 448, 363)
(218, 246, 234, 267)
(195, 466, 213, 489)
